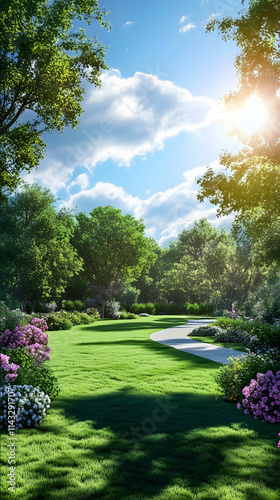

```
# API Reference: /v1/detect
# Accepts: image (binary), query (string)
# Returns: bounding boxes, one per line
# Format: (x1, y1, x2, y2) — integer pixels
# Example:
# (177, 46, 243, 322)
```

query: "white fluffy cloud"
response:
(62, 161, 233, 245)
(179, 15, 187, 24)
(123, 20, 135, 27)
(179, 23, 196, 33)
(23, 69, 218, 191)
(66, 173, 89, 192)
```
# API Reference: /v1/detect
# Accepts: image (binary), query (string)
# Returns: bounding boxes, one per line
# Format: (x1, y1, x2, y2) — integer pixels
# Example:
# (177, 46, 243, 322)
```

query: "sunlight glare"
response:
(235, 94, 268, 135)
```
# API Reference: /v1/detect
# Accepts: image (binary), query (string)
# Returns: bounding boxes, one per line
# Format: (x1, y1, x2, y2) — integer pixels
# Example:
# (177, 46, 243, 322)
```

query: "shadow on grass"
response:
(79, 317, 189, 333)
(29, 391, 280, 499)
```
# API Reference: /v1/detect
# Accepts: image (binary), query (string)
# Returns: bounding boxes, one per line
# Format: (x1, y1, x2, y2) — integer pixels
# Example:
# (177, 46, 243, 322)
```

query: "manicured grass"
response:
(1, 316, 280, 499)
(188, 335, 248, 353)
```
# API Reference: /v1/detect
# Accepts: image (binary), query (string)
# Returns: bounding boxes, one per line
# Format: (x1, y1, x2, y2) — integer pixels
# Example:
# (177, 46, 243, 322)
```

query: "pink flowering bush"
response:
(0, 318, 50, 364)
(237, 370, 280, 423)
(0, 353, 20, 382)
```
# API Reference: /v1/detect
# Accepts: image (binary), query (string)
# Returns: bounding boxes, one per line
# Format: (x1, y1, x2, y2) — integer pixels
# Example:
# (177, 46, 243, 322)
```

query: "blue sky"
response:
(23, 0, 246, 245)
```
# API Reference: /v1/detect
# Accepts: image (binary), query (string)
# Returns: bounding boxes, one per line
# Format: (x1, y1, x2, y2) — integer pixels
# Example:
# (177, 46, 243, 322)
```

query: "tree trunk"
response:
(100, 300, 106, 319)
(19, 283, 26, 312)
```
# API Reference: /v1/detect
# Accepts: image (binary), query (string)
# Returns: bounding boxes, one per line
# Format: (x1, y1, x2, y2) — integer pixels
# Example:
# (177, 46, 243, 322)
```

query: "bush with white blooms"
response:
(0, 385, 51, 430)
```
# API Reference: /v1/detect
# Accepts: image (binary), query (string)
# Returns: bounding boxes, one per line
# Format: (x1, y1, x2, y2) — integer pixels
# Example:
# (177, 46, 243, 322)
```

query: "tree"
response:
(197, 0, 280, 262)
(158, 219, 263, 310)
(0, 0, 109, 193)
(72, 206, 155, 317)
(0, 184, 82, 310)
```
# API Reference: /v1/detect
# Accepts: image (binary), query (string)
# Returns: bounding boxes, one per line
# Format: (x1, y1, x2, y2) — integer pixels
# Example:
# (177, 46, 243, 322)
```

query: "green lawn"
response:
(1, 316, 280, 499)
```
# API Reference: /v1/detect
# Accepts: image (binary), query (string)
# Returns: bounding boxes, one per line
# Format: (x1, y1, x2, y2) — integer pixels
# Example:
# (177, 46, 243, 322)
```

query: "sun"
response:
(235, 94, 268, 136)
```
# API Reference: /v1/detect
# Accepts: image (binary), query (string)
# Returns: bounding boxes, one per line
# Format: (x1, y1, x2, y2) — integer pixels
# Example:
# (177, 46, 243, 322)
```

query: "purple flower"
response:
(0, 353, 10, 368)
(7, 363, 20, 374)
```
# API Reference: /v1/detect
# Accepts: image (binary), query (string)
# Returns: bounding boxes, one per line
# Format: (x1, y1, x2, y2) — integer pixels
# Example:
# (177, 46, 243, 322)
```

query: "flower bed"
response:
(0, 385, 51, 429)
(0, 314, 59, 430)
(237, 370, 280, 424)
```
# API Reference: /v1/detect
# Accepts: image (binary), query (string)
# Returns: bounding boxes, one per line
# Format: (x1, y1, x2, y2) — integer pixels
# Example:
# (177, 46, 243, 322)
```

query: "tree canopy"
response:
(0, 183, 82, 310)
(197, 0, 280, 263)
(72, 206, 156, 317)
(0, 0, 109, 193)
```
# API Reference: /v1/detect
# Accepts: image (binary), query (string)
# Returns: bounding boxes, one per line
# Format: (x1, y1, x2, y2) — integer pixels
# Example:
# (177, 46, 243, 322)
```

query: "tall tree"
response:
(0, 0, 109, 193)
(197, 0, 280, 262)
(72, 206, 155, 317)
(0, 184, 82, 310)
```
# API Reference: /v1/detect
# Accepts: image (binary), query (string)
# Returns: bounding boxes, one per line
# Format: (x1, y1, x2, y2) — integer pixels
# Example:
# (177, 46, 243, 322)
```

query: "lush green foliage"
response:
(0, 347, 59, 399)
(130, 302, 156, 315)
(0, 0, 109, 192)
(156, 219, 262, 310)
(62, 300, 84, 312)
(120, 311, 137, 320)
(34, 310, 97, 331)
(215, 354, 280, 403)
(0, 301, 30, 331)
(213, 316, 280, 349)
(213, 316, 259, 332)
(0, 184, 82, 310)
(198, 1, 280, 263)
(72, 206, 156, 317)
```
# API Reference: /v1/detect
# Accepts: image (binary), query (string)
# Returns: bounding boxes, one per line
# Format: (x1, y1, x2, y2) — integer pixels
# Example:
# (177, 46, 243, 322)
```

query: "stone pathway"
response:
(150, 318, 247, 364)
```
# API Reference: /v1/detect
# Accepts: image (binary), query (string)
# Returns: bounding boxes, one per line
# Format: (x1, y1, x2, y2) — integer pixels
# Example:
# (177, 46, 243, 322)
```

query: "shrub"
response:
(198, 303, 207, 315)
(213, 317, 259, 332)
(105, 300, 121, 320)
(250, 323, 280, 349)
(120, 311, 137, 319)
(74, 300, 85, 311)
(0, 347, 59, 399)
(251, 279, 280, 323)
(0, 319, 50, 364)
(120, 286, 140, 311)
(237, 370, 280, 423)
(246, 338, 280, 362)
(204, 303, 215, 315)
(191, 326, 223, 337)
(0, 385, 51, 429)
(44, 313, 73, 331)
(0, 302, 30, 332)
(130, 303, 146, 314)
(186, 302, 200, 316)
(43, 302, 57, 313)
(155, 302, 170, 314)
(168, 302, 186, 314)
(214, 328, 252, 345)
(73, 312, 94, 325)
(62, 300, 76, 312)
(215, 354, 280, 402)
(145, 302, 156, 315)
(85, 308, 100, 319)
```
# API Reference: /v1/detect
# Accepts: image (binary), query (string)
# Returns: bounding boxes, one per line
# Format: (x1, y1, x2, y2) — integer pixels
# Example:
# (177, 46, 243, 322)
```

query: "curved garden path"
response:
(150, 318, 247, 364)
